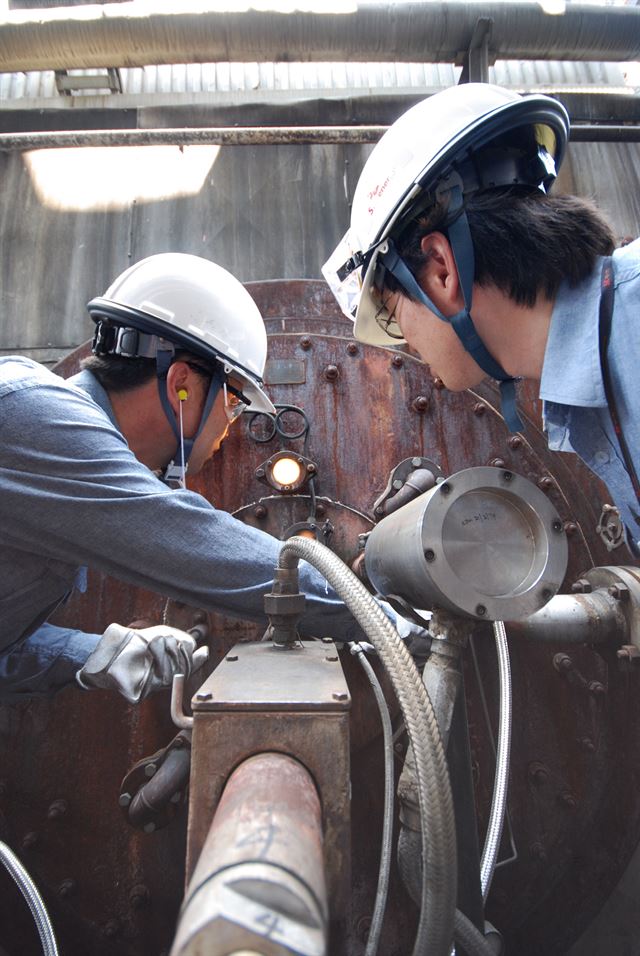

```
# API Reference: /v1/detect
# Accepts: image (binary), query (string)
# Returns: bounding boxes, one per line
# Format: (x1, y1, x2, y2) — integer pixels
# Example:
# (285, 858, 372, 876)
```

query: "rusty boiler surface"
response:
(0, 279, 638, 955)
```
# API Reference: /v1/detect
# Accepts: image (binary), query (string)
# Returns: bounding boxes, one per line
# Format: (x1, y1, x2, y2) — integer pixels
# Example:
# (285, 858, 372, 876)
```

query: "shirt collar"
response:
(539, 257, 607, 408)
(67, 368, 120, 430)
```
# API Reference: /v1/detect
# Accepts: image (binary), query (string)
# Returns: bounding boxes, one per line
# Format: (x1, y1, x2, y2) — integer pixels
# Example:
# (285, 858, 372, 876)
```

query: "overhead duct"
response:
(1, 1, 640, 74)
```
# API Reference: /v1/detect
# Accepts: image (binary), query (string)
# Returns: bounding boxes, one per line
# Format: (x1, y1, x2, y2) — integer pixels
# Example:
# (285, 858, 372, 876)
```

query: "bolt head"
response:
(529, 842, 547, 862)
(608, 584, 630, 601)
(47, 799, 68, 820)
(559, 792, 578, 809)
(553, 653, 573, 673)
(21, 832, 39, 850)
(129, 884, 151, 909)
(528, 762, 549, 785)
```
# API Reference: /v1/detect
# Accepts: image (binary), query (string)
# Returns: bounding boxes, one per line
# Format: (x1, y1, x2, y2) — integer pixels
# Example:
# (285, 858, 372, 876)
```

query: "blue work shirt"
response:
(0, 358, 363, 697)
(540, 238, 640, 551)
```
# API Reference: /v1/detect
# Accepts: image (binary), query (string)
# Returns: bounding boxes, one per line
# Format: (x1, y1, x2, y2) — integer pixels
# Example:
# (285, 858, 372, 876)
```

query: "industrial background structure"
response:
(1, 2, 640, 955)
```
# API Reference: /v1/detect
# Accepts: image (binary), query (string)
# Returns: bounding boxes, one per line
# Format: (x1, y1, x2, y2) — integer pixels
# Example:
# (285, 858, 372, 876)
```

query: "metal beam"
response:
(1, 2, 640, 74)
(1, 123, 640, 153)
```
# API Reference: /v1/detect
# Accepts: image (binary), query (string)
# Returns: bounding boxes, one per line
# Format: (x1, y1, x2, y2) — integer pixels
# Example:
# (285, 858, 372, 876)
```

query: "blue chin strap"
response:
(379, 180, 523, 433)
(155, 346, 227, 486)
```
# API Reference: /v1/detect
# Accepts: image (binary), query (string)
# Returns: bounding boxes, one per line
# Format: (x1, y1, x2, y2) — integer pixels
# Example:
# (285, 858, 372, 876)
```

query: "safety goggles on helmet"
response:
(223, 381, 249, 423)
(323, 232, 406, 343)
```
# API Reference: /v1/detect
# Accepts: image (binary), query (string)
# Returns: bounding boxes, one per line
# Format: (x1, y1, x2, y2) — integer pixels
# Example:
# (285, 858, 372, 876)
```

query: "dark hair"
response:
(81, 351, 214, 393)
(386, 187, 616, 307)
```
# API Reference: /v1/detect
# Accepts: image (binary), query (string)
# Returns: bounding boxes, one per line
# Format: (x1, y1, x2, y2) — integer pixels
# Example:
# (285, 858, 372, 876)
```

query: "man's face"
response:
(185, 375, 245, 475)
(383, 288, 485, 391)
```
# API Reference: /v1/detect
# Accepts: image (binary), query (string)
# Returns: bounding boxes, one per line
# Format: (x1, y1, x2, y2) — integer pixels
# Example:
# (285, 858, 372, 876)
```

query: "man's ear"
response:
(165, 361, 190, 414)
(419, 232, 463, 314)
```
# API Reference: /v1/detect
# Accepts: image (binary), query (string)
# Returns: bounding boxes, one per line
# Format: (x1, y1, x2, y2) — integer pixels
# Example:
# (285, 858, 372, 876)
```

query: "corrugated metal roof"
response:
(1, 59, 635, 106)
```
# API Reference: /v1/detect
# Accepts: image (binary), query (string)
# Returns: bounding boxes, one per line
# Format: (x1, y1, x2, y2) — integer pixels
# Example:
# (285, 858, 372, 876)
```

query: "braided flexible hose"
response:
(0, 840, 59, 956)
(480, 620, 512, 901)
(352, 644, 395, 956)
(280, 537, 457, 956)
(453, 909, 499, 956)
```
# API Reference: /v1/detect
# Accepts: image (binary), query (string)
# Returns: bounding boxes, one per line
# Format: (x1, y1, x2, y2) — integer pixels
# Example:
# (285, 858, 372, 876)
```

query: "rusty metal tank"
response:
(0, 279, 638, 956)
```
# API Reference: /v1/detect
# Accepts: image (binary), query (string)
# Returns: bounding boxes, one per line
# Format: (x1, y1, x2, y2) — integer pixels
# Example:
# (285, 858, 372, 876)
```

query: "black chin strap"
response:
(383, 174, 524, 432)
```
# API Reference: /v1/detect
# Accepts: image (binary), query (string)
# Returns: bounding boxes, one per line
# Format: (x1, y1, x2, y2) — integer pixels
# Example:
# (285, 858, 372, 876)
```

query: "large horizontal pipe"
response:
(171, 752, 327, 956)
(1, 2, 639, 74)
(2, 122, 639, 152)
(507, 590, 628, 645)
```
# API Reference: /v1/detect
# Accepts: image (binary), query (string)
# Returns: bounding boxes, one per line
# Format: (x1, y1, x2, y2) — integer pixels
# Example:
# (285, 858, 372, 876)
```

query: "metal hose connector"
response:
(0, 839, 59, 956)
(480, 620, 512, 901)
(280, 536, 457, 956)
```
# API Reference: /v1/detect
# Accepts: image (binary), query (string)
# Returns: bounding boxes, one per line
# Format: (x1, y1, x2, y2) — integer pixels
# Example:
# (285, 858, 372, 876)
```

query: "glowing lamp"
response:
(255, 451, 317, 494)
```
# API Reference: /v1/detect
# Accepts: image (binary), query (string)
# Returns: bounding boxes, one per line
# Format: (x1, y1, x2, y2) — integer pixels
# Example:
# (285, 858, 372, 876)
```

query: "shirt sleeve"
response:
(1, 380, 364, 650)
(0, 623, 102, 698)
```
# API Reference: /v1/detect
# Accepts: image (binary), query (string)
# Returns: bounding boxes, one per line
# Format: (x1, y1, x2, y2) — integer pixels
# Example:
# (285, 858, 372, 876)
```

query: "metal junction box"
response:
(185, 640, 352, 921)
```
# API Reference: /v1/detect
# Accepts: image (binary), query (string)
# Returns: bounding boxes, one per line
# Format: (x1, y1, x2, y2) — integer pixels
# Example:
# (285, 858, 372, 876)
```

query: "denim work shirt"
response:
(0, 358, 363, 697)
(540, 238, 640, 551)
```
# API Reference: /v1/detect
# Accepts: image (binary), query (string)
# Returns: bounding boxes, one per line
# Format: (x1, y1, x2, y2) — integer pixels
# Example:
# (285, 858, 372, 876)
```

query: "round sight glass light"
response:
(271, 456, 303, 488)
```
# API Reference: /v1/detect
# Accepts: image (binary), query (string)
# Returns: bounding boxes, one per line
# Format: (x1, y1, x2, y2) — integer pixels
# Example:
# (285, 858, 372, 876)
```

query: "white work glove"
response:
(76, 623, 209, 704)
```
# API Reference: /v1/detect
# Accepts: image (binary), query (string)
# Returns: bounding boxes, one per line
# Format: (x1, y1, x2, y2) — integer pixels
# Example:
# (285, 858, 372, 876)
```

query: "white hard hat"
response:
(323, 83, 569, 347)
(88, 253, 275, 415)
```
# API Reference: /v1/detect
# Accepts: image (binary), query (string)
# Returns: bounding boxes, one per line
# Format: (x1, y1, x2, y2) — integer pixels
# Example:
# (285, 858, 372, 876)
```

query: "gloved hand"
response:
(76, 623, 209, 704)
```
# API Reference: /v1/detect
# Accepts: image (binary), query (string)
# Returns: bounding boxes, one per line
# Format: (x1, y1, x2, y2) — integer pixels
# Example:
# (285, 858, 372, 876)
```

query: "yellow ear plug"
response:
(177, 389, 188, 401)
